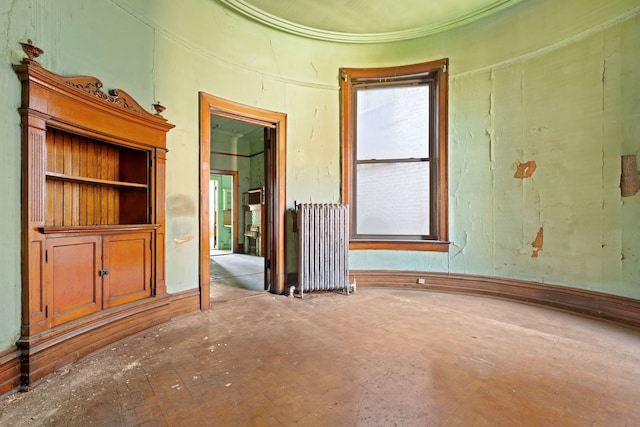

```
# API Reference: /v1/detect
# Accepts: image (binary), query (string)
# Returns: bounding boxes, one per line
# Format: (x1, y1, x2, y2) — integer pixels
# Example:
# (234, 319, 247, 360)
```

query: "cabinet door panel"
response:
(103, 233, 151, 308)
(46, 236, 102, 327)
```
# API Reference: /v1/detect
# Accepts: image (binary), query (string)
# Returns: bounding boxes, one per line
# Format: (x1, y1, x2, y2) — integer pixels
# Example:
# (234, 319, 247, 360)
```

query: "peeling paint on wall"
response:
(514, 160, 537, 179)
(174, 236, 194, 244)
(531, 227, 544, 258)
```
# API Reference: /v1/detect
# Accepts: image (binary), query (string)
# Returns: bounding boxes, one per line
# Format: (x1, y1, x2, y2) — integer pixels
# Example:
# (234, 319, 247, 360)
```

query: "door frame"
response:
(209, 169, 239, 253)
(199, 92, 287, 309)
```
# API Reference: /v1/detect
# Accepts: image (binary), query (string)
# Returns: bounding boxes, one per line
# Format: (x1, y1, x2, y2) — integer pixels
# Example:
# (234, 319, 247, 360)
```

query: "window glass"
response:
(356, 162, 430, 235)
(356, 85, 430, 160)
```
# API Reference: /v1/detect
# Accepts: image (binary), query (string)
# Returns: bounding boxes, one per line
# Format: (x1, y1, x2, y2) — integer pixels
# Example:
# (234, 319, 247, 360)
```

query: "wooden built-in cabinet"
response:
(14, 46, 174, 389)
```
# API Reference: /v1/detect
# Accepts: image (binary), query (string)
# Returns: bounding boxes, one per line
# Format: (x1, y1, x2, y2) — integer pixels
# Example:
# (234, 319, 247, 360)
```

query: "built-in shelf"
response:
(14, 50, 174, 391)
(40, 224, 160, 235)
(244, 204, 261, 211)
(45, 172, 148, 189)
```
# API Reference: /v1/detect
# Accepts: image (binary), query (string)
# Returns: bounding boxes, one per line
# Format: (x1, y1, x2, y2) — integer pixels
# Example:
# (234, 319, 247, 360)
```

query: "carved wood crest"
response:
(17, 40, 167, 118)
(64, 76, 146, 115)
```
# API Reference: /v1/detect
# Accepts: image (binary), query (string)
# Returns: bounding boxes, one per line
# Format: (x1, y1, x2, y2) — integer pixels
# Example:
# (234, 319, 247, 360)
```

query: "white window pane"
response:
(356, 85, 430, 160)
(356, 162, 430, 235)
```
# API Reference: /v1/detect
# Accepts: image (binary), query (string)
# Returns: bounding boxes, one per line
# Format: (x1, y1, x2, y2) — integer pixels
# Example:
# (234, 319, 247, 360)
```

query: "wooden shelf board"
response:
(40, 224, 160, 235)
(46, 172, 148, 189)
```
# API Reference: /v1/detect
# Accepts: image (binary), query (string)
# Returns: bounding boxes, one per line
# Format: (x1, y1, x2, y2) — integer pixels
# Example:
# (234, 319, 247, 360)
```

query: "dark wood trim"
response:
(13, 289, 200, 392)
(0, 347, 20, 397)
(351, 270, 640, 329)
(349, 240, 450, 251)
(210, 150, 265, 159)
(169, 289, 201, 319)
(199, 96, 212, 309)
(199, 92, 287, 295)
(340, 59, 449, 250)
(17, 295, 170, 389)
(40, 224, 160, 235)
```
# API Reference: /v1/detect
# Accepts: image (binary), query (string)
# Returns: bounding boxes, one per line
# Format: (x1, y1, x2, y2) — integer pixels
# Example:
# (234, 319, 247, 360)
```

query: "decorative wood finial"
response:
(152, 102, 166, 115)
(20, 39, 44, 61)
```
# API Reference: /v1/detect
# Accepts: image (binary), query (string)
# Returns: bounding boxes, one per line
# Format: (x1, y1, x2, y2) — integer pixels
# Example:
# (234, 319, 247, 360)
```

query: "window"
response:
(340, 59, 449, 251)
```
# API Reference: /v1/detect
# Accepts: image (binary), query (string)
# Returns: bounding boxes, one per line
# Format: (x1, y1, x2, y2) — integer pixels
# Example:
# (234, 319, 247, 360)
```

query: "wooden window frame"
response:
(340, 59, 450, 251)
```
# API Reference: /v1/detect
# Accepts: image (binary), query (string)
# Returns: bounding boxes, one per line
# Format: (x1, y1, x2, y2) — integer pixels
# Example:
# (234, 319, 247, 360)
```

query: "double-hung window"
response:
(340, 59, 449, 251)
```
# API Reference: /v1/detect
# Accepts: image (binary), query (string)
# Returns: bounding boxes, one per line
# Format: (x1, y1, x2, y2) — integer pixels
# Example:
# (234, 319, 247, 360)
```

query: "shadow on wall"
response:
(167, 194, 196, 244)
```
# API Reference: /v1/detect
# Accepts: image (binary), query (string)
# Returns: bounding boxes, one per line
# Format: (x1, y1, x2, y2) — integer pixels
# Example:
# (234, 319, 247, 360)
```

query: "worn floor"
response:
(211, 253, 265, 294)
(1, 286, 639, 426)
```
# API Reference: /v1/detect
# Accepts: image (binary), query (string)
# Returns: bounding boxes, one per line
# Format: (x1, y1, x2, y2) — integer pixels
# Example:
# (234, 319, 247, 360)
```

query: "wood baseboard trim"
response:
(351, 270, 640, 329)
(0, 347, 20, 397)
(16, 289, 202, 391)
(169, 289, 202, 318)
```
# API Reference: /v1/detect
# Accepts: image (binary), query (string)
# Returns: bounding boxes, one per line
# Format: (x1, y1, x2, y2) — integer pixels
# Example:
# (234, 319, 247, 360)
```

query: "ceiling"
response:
(211, 115, 264, 155)
(217, 0, 524, 43)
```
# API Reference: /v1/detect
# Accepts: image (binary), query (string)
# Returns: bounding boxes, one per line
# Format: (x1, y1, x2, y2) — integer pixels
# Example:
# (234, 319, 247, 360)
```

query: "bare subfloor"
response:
(1, 287, 639, 426)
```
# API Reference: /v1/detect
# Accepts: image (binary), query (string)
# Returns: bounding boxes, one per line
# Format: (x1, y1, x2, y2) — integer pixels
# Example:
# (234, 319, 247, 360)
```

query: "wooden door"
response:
(102, 233, 152, 308)
(46, 236, 102, 327)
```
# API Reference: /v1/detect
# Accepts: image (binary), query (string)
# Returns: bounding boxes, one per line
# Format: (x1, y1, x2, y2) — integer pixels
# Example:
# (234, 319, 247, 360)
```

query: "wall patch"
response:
(531, 227, 543, 258)
(514, 160, 537, 179)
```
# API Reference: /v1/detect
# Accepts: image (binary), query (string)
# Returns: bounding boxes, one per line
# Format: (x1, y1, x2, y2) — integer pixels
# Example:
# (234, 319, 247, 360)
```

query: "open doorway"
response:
(209, 169, 239, 255)
(199, 93, 287, 309)
(210, 119, 265, 297)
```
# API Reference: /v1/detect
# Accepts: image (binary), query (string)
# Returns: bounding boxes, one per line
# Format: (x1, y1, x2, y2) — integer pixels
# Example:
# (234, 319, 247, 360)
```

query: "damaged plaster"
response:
(531, 227, 544, 258)
(514, 160, 537, 179)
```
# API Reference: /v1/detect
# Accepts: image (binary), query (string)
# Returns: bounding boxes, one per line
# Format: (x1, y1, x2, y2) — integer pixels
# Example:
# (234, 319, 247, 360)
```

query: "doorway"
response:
(210, 120, 265, 297)
(209, 170, 239, 254)
(199, 93, 287, 309)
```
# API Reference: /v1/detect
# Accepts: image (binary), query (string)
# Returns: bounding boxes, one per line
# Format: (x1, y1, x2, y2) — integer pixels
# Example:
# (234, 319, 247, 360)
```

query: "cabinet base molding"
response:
(16, 290, 201, 391)
(351, 270, 640, 329)
(169, 288, 202, 318)
(0, 347, 20, 397)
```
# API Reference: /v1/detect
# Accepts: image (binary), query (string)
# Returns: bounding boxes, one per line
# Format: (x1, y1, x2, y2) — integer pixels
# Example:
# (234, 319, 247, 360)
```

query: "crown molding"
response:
(218, 0, 524, 43)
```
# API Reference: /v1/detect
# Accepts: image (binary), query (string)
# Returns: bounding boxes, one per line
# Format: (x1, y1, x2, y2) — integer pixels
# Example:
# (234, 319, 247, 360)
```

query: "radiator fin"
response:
(297, 204, 349, 297)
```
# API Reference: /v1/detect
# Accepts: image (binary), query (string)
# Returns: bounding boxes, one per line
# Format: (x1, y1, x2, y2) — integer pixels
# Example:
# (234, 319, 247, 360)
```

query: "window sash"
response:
(354, 160, 432, 238)
(340, 59, 450, 251)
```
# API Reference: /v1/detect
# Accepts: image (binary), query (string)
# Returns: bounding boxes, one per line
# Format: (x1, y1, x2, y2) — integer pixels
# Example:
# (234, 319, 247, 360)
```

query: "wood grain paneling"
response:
(14, 289, 200, 391)
(46, 236, 102, 327)
(102, 233, 151, 308)
(15, 56, 174, 393)
(45, 129, 148, 227)
(0, 347, 20, 397)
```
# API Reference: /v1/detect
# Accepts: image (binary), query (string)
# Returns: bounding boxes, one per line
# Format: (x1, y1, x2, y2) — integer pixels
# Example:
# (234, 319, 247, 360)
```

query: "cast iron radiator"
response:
(297, 203, 350, 297)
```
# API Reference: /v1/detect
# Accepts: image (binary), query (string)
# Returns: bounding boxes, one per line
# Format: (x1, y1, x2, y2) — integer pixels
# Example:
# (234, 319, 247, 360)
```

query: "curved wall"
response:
(0, 0, 638, 351)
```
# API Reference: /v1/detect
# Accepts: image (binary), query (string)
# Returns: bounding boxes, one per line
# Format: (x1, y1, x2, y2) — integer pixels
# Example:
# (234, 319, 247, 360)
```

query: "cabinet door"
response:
(46, 236, 102, 327)
(102, 233, 151, 308)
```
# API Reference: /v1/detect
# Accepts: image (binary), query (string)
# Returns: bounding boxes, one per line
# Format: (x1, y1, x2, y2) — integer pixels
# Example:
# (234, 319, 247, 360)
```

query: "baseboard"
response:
(350, 270, 640, 329)
(169, 288, 202, 318)
(0, 347, 20, 397)
(16, 289, 202, 391)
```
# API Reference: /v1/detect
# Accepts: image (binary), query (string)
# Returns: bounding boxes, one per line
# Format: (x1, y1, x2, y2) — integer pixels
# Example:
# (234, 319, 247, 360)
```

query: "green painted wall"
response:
(210, 131, 252, 245)
(0, 0, 638, 352)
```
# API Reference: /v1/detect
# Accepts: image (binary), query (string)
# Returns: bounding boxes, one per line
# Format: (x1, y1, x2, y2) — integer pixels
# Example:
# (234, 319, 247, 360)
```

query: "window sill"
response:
(349, 240, 450, 252)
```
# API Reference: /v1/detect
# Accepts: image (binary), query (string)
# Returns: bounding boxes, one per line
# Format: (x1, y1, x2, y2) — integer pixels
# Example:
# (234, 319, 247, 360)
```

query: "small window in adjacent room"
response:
(340, 59, 449, 251)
